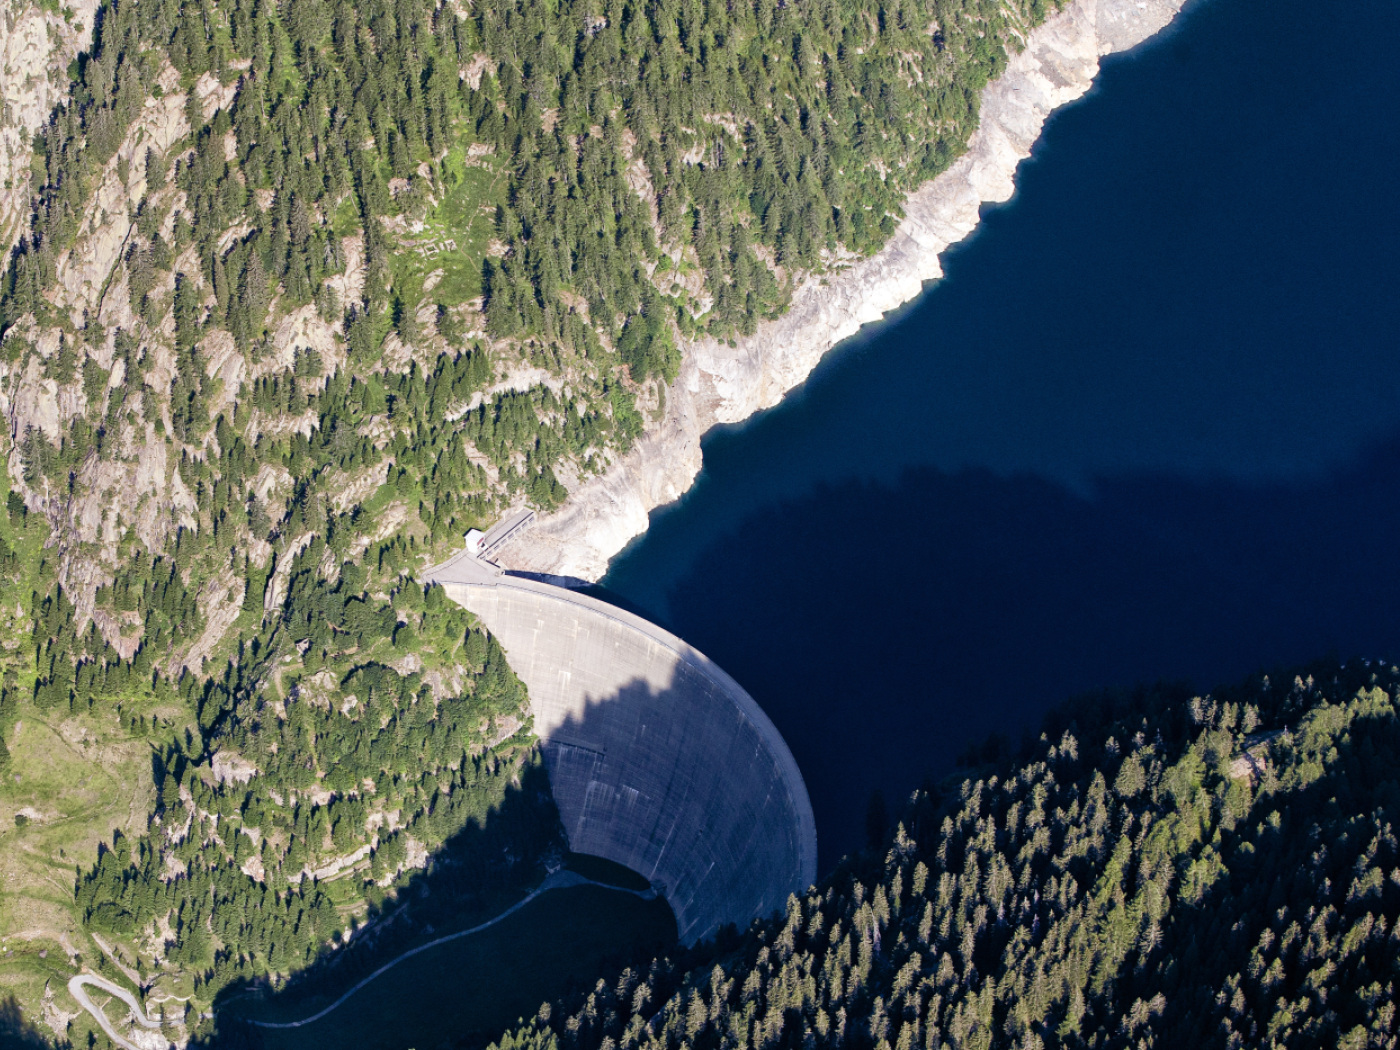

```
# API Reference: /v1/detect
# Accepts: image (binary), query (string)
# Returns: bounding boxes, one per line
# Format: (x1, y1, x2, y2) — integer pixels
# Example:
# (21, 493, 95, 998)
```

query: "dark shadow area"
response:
(574, 582, 670, 625)
(196, 758, 675, 1050)
(604, 0, 1400, 633)
(587, 0, 1400, 872)
(624, 432, 1400, 866)
(503, 571, 594, 591)
(0, 995, 56, 1050)
(597, 0, 1400, 871)
(565, 854, 653, 893)
(538, 673, 813, 945)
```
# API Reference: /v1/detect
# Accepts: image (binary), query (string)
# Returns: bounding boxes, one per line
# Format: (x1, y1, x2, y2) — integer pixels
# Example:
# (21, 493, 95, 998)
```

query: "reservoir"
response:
(600, 0, 1400, 865)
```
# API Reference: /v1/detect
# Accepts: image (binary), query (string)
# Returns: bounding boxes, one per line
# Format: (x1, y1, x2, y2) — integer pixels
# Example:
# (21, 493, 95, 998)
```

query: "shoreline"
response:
(502, 0, 1191, 581)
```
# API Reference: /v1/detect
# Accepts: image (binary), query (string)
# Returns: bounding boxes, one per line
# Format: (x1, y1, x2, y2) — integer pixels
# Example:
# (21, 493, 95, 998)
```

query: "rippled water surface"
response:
(599, 0, 1400, 864)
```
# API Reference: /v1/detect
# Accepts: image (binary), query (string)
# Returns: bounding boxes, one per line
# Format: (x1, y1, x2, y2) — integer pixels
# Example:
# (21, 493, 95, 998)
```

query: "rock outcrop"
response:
(1, 0, 100, 255)
(0, 53, 342, 641)
(503, 0, 1190, 581)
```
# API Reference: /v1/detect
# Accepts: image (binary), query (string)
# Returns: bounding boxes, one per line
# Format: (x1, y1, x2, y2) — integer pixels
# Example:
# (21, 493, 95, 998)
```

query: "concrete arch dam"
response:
(428, 551, 817, 944)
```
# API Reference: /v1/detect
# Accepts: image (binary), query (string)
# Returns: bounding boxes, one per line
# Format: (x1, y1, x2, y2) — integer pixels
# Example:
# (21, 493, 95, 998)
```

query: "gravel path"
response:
(246, 870, 654, 1029)
(68, 972, 168, 1050)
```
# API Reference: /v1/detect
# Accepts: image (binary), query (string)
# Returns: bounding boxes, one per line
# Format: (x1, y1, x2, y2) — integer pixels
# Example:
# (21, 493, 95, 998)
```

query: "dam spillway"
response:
(427, 549, 817, 944)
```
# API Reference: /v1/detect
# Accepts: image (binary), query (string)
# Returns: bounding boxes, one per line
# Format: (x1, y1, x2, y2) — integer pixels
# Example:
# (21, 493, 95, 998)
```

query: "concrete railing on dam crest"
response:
(427, 543, 817, 944)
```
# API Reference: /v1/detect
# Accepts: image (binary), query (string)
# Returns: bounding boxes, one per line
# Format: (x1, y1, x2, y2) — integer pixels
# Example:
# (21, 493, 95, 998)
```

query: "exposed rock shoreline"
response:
(505, 0, 1191, 581)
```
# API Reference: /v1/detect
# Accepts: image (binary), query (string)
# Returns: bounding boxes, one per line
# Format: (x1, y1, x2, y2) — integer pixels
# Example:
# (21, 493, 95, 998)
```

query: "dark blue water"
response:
(601, 0, 1400, 865)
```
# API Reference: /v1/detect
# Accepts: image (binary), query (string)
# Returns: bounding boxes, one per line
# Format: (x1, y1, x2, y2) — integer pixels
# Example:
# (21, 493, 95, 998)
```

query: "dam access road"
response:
(427, 520, 817, 944)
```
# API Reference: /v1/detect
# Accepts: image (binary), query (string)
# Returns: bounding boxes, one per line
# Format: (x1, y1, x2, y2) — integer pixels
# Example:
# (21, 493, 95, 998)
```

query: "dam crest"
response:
(428, 517, 817, 944)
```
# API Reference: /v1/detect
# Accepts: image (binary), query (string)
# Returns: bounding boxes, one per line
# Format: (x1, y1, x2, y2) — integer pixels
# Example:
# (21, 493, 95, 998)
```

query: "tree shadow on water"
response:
(196, 756, 675, 1050)
(654, 431, 1400, 865)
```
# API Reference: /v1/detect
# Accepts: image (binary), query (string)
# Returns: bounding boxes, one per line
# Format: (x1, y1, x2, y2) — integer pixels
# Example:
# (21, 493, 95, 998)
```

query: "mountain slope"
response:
(0, 0, 1068, 1038)
(493, 660, 1400, 1050)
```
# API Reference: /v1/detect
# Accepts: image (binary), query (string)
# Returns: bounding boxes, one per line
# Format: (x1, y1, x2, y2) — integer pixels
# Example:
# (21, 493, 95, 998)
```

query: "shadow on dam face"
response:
(435, 562, 818, 945)
(543, 675, 810, 944)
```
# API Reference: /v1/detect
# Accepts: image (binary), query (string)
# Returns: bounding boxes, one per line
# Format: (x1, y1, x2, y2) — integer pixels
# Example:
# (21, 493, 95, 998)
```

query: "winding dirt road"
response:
(67, 972, 168, 1050)
(66, 870, 653, 1042)
(245, 869, 654, 1029)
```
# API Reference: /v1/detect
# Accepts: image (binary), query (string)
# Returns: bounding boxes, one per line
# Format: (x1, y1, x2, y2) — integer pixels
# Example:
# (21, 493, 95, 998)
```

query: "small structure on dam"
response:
(427, 528, 817, 944)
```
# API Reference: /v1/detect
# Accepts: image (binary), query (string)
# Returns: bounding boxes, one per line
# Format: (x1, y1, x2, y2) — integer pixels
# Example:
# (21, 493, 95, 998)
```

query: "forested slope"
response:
(0, 0, 1060, 1036)
(493, 660, 1400, 1050)
(0, 0, 1049, 629)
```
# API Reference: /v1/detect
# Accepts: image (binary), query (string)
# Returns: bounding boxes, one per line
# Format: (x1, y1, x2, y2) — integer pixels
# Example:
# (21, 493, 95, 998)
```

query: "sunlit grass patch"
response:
(391, 150, 503, 313)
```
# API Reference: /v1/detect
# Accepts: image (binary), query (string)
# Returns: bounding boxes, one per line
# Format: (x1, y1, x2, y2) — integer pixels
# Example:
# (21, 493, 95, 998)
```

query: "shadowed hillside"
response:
(491, 657, 1400, 1050)
(191, 700, 681, 1050)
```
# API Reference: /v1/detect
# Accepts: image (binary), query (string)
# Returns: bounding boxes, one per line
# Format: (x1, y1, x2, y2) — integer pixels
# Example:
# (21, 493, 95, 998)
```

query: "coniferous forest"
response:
(0, 0, 1063, 1030)
(492, 661, 1400, 1050)
(0, 0, 1395, 1044)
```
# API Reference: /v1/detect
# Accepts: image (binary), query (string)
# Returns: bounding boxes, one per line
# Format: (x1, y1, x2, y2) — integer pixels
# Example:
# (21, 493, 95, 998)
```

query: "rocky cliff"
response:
(504, 0, 1191, 581)
(0, 53, 274, 643)
(1, 0, 99, 254)
(0, 0, 1186, 661)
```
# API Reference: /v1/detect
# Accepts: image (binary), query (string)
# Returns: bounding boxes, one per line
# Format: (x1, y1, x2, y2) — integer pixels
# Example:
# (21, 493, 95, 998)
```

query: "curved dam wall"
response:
(429, 553, 817, 944)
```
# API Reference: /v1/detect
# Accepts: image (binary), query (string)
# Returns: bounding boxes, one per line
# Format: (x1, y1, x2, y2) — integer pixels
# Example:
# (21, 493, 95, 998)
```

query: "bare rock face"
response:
(504, 0, 1190, 582)
(0, 47, 342, 646)
(0, 0, 101, 256)
(52, 66, 189, 324)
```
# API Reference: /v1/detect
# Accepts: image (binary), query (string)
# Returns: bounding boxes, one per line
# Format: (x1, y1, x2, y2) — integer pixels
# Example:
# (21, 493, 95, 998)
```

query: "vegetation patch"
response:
(493, 659, 1400, 1050)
